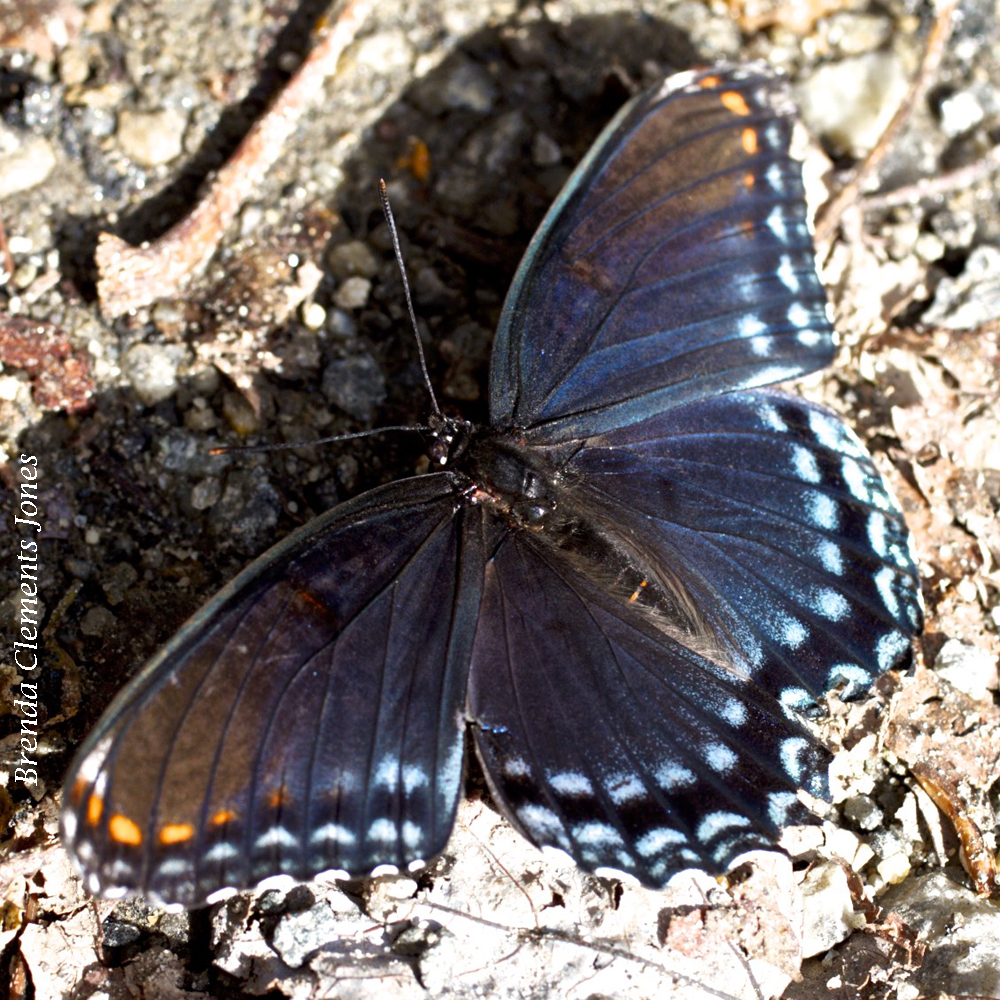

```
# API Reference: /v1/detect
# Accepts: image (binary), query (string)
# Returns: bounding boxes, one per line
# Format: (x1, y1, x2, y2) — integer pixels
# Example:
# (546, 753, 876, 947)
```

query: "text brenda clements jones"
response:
(13, 454, 42, 787)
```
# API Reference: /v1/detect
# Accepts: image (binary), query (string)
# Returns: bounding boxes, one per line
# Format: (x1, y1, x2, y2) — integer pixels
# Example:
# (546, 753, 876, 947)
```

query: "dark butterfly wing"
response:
(468, 531, 830, 885)
(490, 63, 834, 441)
(61, 475, 484, 908)
(468, 389, 921, 884)
(568, 390, 922, 704)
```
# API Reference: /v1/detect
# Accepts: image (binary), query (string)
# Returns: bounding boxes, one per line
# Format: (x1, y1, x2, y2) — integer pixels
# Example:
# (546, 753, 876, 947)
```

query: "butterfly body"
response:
(62, 63, 921, 909)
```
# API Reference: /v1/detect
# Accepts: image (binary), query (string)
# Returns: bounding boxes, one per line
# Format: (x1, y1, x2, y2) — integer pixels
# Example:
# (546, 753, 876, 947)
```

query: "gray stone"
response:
(881, 871, 1000, 997)
(122, 342, 188, 405)
(796, 51, 909, 157)
(799, 862, 861, 958)
(322, 352, 386, 422)
(934, 638, 998, 698)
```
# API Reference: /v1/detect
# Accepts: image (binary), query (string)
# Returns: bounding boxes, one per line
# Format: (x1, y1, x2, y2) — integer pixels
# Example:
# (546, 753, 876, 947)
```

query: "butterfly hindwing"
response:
(490, 63, 834, 440)
(566, 389, 922, 707)
(62, 476, 484, 907)
(467, 528, 828, 885)
(467, 388, 921, 886)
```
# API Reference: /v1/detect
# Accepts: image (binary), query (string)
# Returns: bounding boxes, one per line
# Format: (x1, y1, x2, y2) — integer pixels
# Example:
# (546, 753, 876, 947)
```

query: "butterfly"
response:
(61, 62, 922, 910)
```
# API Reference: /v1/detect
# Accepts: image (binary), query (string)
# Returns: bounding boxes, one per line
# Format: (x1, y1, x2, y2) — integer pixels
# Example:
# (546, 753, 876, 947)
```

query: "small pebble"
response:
(300, 301, 326, 330)
(326, 241, 380, 280)
(117, 107, 188, 167)
(934, 638, 998, 697)
(333, 276, 372, 311)
(122, 343, 187, 405)
(0, 137, 57, 198)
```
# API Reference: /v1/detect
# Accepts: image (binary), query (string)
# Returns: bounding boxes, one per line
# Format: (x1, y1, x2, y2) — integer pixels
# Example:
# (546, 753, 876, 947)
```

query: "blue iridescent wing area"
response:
(467, 533, 830, 884)
(469, 390, 920, 883)
(490, 64, 834, 441)
(61, 476, 483, 908)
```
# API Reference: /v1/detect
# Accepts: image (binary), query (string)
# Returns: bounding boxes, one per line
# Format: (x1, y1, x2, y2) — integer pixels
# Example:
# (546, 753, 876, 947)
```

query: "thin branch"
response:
(814, 0, 959, 245)
(859, 145, 1000, 212)
(96, 0, 377, 317)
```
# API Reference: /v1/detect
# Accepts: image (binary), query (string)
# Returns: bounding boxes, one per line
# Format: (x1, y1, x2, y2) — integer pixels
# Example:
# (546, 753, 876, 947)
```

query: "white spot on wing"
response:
(608, 773, 646, 804)
(517, 804, 565, 839)
(655, 761, 696, 790)
(705, 743, 737, 773)
(815, 587, 849, 621)
(767, 791, 800, 826)
(502, 756, 530, 778)
(206, 886, 240, 904)
(594, 867, 640, 886)
(766, 205, 787, 241)
(868, 512, 888, 557)
(779, 687, 813, 719)
(793, 444, 821, 483)
(776, 254, 800, 293)
(828, 663, 870, 698)
(636, 827, 686, 857)
(787, 301, 812, 330)
(573, 822, 624, 848)
(403, 765, 429, 794)
(720, 698, 747, 726)
(875, 566, 901, 618)
(204, 842, 240, 863)
(780, 737, 810, 781)
(697, 811, 750, 842)
(373, 756, 399, 792)
(754, 401, 787, 433)
(809, 492, 838, 530)
(549, 771, 594, 797)
(738, 313, 767, 339)
(777, 613, 808, 648)
(876, 631, 909, 671)
(817, 539, 843, 575)
(311, 823, 357, 846)
(367, 819, 398, 844)
(254, 827, 297, 850)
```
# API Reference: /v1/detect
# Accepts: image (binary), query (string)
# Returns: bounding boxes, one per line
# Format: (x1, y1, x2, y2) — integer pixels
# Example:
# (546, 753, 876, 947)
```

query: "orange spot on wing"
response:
(743, 171, 756, 189)
(109, 814, 142, 845)
(628, 579, 649, 604)
(741, 127, 758, 155)
(268, 788, 289, 809)
(86, 793, 103, 825)
(720, 91, 751, 116)
(211, 809, 237, 826)
(160, 822, 195, 845)
(699, 75, 720, 89)
(295, 589, 326, 614)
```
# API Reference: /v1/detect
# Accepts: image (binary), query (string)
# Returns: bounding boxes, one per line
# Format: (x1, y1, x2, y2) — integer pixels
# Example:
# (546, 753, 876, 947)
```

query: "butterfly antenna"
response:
(379, 178, 442, 417)
(209, 425, 431, 457)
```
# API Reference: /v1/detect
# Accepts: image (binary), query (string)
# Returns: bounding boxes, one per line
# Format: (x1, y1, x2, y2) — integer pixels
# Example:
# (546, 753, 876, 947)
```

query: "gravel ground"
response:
(1, 0, 999, 997)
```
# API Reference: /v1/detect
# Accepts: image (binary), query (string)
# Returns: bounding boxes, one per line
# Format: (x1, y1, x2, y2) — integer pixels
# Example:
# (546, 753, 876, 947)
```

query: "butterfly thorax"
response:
(456, 428, 729, 665)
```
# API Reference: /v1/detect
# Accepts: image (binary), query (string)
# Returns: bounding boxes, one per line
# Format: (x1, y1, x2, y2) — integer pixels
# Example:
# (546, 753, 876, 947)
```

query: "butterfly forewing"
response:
(62, 476, 484, 907)
(490, 64, 834, 439)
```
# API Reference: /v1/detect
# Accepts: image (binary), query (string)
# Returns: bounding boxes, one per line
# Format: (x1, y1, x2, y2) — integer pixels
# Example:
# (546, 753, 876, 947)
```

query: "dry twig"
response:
(96, 0, 376, 317)
(814, 0, 959, 245)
